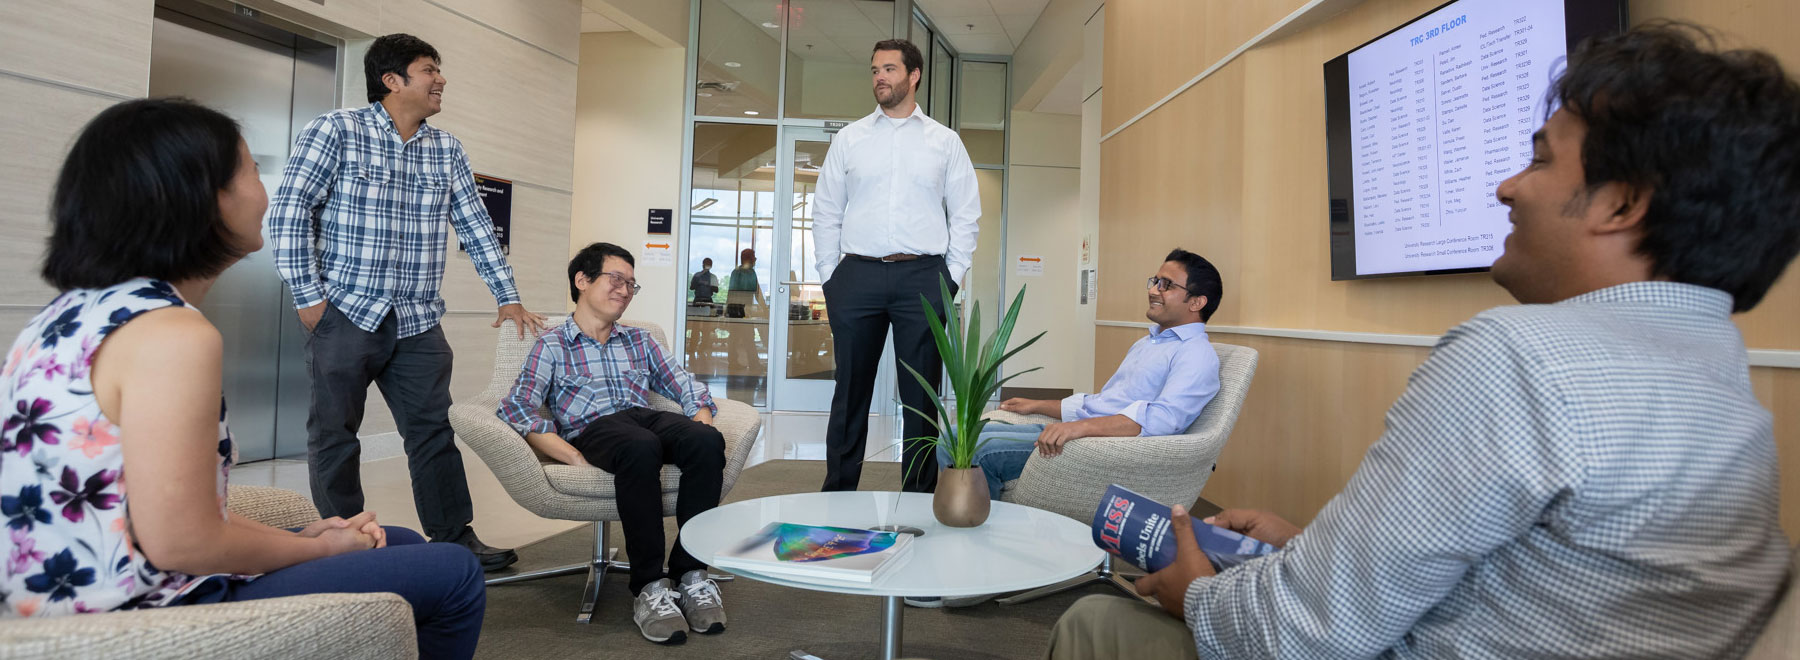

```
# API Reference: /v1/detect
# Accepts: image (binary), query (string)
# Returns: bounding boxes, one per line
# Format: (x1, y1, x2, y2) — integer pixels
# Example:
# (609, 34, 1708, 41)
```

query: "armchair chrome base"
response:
(995, 556, 1149, 606)
(483, 521, 734, 624)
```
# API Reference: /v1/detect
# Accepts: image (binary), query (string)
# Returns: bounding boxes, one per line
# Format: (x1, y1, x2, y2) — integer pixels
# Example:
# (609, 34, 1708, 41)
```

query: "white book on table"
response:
(713, 522, 915, 585)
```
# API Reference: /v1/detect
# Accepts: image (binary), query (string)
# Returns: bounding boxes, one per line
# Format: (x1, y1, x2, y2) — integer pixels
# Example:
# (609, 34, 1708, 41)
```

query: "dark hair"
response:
(42, 98, 247, 291)
(1164, 248, 1223, 322)
(568, 242, 635, 302)
(366, 33, 440, 103)
(873, 39, 924, 90)
(702, 257, 713, 267)
(1552, 22, 1800, 312)
(740, 248, 756, 263)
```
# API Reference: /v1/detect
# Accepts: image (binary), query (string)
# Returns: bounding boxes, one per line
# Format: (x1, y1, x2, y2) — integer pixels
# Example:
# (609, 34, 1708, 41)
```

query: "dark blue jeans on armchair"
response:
(172, 526, 485, 659)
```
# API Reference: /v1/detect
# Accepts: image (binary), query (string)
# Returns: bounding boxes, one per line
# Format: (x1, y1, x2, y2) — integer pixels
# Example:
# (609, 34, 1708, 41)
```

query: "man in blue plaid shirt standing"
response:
(270, 34, 546, 571)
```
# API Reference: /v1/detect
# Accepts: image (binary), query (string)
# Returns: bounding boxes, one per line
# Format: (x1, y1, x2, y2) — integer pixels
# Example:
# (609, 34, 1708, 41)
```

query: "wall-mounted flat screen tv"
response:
(1325, 0, 1626, 280)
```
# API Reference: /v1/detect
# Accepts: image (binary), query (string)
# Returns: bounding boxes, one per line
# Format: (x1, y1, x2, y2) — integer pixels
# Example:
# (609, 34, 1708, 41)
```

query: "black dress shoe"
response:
(437, 528, 519, 572)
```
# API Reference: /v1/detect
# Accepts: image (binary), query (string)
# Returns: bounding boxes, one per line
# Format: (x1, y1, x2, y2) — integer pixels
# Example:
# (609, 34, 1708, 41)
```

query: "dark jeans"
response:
(173, 527, 485, 660)
(304, 304, 474, 542)
(820, 255, 957, 494)
(572, 407, 726, 595)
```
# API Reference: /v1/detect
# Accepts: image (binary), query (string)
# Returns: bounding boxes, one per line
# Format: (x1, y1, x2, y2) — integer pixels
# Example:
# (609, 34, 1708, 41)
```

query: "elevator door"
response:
(148, 4, 337, 461)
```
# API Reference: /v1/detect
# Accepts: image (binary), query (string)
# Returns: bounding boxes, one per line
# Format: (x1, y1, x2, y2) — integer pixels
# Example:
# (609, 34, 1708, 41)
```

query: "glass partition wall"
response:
(681, 0, 1007, 412)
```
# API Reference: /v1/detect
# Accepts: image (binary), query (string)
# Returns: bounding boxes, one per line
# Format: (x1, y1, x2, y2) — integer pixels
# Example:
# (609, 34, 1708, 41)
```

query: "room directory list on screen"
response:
(1346, 0, 1567, 276)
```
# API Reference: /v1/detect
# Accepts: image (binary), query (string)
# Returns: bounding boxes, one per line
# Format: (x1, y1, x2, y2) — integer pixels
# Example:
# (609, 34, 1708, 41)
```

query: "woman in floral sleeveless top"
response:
(1, 99, 484, 658)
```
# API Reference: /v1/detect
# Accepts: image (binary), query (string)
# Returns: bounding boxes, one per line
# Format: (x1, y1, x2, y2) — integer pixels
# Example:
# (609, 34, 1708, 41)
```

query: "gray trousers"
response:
(303, 304, 474, 541)
(1046, 595, 1200, 660)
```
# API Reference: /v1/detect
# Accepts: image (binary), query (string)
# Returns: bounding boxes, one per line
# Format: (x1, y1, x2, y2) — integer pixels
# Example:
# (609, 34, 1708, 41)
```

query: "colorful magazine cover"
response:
(713, 522, 914, 584)
(1091, 484, 1278, 573)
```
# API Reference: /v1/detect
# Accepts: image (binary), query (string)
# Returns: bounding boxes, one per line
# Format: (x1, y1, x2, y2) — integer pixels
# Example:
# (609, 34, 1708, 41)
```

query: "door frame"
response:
(766, 126, 896, 413)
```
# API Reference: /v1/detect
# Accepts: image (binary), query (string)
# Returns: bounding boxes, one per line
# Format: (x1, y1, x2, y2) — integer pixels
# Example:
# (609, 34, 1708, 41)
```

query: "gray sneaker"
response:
(632, 579, 688, 645)
(677, 570, 728, 634)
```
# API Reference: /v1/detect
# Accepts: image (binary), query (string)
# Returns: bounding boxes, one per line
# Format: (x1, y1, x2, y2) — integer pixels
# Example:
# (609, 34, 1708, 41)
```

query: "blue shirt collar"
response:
(1150, 321, 1208, 341)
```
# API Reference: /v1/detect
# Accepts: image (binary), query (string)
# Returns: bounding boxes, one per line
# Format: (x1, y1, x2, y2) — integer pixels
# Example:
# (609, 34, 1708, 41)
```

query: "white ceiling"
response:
(581, 7, 627, 33)
(599, 0, 1051, 55)
(721, 0, 899, 65)
(914, 0, 1050, 55)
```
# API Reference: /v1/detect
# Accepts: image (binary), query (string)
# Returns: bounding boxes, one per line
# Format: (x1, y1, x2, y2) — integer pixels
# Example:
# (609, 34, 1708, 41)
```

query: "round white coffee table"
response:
(681, 491, 1104, 660)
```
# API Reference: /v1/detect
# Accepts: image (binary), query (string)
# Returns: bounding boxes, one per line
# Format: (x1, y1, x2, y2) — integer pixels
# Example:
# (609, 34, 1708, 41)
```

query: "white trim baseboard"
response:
(1095, 320, 1800, 368)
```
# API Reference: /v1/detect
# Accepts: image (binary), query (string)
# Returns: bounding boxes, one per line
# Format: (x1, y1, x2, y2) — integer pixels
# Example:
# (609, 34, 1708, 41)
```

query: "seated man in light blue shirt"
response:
(937, 248, 1222, 500)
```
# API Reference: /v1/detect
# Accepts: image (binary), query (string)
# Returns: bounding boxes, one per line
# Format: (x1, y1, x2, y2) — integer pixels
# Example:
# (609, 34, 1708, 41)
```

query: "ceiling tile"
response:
(853, 0, 899, 30)
(936, 14, 1004, 36)
(998, 12, 1037, 43)
(985, 0, 1050, 15)
(947, 32, 1015, 55)
(915, 0, 994, 18)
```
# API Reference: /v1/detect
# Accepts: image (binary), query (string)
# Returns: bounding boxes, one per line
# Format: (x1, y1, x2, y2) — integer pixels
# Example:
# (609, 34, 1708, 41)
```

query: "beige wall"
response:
(1009, 0, 1103, 111)
(0, 0, 580, 436)
(571, 30, 688, 333)
(1004, 111, 1082, 390)
(1076, 5, 1103, 391)
(1099, 0, 1800, 541)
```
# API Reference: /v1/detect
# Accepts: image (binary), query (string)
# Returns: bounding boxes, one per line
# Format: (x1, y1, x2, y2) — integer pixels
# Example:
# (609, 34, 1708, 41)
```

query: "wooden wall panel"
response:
(0, 78, 120, 309)
(429, 0, 582, 63)
(1100, 0, 1203, 135)
(1098, 64, 1245, 324)
(0, 0, 150, 97)
(388, 0, 579, 193)
(1101, 0, 1311, 135)
(439, 186, 573, 314)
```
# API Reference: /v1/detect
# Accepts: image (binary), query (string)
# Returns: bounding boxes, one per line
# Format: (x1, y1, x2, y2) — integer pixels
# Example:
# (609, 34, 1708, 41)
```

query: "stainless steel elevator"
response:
(148, 1, 339, 462)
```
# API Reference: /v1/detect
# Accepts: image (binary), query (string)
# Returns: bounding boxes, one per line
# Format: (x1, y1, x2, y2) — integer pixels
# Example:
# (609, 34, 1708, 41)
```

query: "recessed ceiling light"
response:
(697, 92, 713, 97)
(762, 22, 778, 29)
(744, 110, 760, 116)
(723, 61, 742, 68)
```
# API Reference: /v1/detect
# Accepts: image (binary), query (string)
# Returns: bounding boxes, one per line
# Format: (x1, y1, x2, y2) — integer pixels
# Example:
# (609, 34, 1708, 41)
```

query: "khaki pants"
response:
(1045, 595, 1201, 660)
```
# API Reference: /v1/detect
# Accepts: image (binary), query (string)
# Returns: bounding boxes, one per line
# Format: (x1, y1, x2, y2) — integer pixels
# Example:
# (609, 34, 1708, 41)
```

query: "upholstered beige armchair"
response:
(448, 318, 760, 623)
(0, 485, 416, 659)
(988, 342, 1258, 605)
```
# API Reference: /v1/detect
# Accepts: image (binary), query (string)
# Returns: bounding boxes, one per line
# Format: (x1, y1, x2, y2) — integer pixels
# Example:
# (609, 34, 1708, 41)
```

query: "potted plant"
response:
(900, 275, 1045, 527)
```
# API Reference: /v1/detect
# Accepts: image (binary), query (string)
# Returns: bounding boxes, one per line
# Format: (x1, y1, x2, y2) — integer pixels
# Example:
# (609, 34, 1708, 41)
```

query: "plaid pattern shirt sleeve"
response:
(497, 333, 560, 436)
(637, 328, 717, 417)
(269, 114, 341, 309)
(445, 141, 520, 307)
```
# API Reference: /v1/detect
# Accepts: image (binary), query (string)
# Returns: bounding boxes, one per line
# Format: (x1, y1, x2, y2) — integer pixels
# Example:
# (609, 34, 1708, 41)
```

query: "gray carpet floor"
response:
(474, 460, 1142, 660)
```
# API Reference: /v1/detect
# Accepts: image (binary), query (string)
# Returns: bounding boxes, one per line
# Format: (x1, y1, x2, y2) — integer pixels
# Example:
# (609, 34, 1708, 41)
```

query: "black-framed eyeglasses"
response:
(600, 271, 641, 296)
(1146, 276, 1197, 296)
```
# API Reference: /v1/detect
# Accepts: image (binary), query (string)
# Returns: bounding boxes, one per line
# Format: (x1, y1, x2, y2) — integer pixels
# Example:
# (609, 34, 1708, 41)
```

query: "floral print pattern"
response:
(0, 278, 238, 617)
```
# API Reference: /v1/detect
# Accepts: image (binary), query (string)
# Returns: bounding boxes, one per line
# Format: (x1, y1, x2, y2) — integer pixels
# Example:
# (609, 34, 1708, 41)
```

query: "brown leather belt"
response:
(849, 253, 932, 262)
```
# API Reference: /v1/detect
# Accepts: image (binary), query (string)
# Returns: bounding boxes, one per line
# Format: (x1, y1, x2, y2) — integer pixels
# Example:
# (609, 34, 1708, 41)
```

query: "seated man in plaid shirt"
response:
(496, 242, 727, 646)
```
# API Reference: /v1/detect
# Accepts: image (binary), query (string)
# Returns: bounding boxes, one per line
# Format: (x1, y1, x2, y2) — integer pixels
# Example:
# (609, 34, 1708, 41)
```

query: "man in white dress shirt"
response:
(812, 39, 982, 493)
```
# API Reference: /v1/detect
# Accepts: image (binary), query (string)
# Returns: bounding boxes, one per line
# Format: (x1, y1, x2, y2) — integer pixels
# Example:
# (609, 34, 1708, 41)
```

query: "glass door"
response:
(768, 127, 893, 412)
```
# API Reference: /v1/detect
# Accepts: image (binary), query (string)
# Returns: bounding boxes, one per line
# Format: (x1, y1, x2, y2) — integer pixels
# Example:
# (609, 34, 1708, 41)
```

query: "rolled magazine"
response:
(1092, 484, 1277, 573)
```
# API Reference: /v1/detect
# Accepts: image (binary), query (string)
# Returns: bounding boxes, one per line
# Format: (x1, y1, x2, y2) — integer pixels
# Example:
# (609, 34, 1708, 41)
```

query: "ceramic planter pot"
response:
(933, 466, 991, 527)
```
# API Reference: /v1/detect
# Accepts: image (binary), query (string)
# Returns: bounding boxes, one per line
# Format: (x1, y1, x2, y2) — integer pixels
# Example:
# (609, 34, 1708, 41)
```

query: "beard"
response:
(874, 83, 907, 110)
